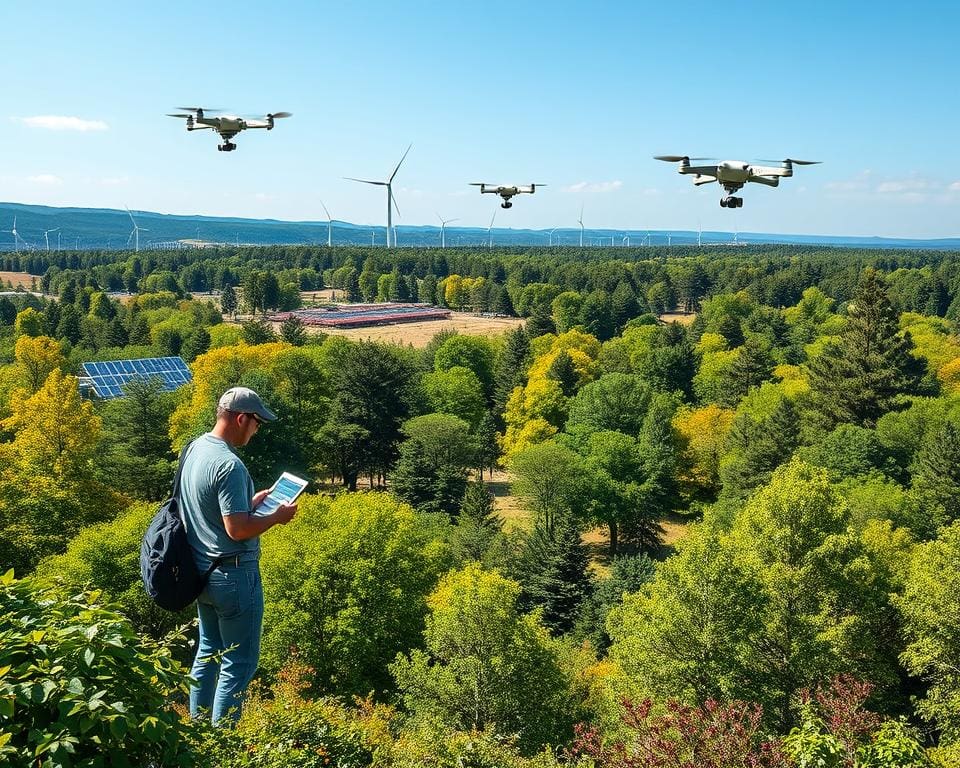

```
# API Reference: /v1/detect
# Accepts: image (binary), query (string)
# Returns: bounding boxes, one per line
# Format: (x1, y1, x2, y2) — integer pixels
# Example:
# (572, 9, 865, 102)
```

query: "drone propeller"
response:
(654, 155, 715, 163)
(266, 111, 292, 119)
(166, 113, 192, 118)
(755, 158, 821, 165)
(176, 106, 221, 113)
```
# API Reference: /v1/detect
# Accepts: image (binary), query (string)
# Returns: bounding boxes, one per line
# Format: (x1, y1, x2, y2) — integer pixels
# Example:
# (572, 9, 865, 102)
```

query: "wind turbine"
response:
(487, 207, 497, 249)
(698, 220, 702, 247)
(125, 207, 149, 252)
(577, 204, 584, 248)
(437, 214, 459, 248)
(548, 227, 559, 246)
(5, 217, 23, 254)
(319, 199, 333, 247)
(43, 228, 59, 252)
(345, 143, 411, 248)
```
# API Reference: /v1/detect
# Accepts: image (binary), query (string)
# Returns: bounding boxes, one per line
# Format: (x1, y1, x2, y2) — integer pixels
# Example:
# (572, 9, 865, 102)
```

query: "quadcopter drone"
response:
(167, 107, 292, 151)
(470, 183, 545, 208)
(654, 155, 820, 207)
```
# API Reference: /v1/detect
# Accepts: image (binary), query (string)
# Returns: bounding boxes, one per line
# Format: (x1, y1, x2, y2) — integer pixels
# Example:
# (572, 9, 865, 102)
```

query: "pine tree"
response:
(179, 326, 211, 362)
(610, 280, 639, 331)
(279, 315, 307, 346)
(514, 517, 593, 635)
(449, 480, 504, 564)
(525, 305, 555, 338)
(220, 283, 237, 316)
(808, 269, 925, 429)
(472, 411, 500, 478)
(912, 420, 960, 529)
(720, 336, 775, 405)
(721, 397, 800, 496)
(493, 326, 530, 419)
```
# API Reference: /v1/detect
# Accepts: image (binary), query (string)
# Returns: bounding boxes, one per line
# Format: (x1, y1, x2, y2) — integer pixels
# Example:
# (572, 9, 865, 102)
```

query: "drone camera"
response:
(501, 200, 513, 209)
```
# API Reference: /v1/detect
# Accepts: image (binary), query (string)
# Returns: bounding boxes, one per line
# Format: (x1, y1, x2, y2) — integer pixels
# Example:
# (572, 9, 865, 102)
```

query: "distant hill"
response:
(1, 201, 958, 251)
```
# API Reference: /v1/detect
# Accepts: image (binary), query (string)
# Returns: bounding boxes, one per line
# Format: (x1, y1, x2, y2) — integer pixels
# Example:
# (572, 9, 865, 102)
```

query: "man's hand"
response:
(252, 489, 270, 509)
(272, 502, 298, 525)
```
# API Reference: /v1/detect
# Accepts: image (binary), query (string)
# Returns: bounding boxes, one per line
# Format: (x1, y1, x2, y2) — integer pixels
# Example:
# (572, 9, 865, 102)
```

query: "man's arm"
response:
(222, 500, 298, 541)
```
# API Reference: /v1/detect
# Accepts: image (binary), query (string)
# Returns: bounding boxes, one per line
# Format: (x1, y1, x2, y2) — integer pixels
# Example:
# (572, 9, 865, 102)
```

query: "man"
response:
(180, 386, 298, 725)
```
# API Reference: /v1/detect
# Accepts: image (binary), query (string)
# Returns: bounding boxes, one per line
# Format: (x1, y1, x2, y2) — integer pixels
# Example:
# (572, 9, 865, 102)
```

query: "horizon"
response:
(2, 2, 959, 239)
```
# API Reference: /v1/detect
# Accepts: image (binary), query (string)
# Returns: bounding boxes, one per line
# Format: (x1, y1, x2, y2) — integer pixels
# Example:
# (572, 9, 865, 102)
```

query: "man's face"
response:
(237, 412, 263, 445)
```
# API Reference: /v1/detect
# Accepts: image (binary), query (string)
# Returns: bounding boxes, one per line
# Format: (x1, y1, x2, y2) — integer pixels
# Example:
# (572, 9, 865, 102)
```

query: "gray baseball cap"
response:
(218, 386, 278, 422)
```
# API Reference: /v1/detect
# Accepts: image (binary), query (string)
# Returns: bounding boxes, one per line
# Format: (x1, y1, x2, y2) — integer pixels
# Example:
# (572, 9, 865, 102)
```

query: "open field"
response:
(274, 311, 525, 347)
(0, 271, 35, 289)
(659, 311, 696, 325)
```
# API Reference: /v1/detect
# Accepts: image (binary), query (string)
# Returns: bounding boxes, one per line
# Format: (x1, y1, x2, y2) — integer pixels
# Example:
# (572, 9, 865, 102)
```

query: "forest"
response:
(1, 243, 960, 767)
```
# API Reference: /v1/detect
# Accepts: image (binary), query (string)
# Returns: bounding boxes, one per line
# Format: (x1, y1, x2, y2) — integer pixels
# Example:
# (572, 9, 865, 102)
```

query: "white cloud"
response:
(563, 180, 623, 194)
(99, 176, 129, 186)
(18, 115, 109, 132)
(26, 174, 63, 185)
(253, 192, 274, 201)
(949, 181, 960, 192)
(877, 178, 935, 194)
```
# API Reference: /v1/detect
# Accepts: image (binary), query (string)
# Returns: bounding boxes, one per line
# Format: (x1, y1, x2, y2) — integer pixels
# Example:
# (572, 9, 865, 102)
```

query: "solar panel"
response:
(79, 356, 193, 400)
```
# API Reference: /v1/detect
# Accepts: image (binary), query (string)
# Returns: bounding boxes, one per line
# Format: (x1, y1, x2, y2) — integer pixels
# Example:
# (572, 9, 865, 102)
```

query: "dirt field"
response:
(659, 311, 697, 325)
(0, 271, 35, 290)
(283, 312, 525, 347)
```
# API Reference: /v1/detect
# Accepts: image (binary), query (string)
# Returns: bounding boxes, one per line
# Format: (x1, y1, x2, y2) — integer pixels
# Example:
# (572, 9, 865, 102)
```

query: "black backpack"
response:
(140, 443, 221, 611)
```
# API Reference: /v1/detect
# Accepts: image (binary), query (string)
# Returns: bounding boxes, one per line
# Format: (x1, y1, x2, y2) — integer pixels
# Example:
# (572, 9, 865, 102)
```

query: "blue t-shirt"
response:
(179, 433, 258, 563)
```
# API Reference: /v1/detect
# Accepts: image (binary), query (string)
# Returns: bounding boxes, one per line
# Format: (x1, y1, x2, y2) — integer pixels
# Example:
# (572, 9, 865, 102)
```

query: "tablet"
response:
(254, 471, 309, 516)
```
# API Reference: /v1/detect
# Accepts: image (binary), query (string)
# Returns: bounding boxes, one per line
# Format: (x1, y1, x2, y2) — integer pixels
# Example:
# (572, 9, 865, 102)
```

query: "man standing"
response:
(180, 386, 298, 725)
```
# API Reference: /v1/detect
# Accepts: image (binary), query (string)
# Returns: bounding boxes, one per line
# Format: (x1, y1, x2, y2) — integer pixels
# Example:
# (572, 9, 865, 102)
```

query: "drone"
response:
(654, 156, 820, 208)
(166, 107, 292, 152)
(470, 183, 545, 208)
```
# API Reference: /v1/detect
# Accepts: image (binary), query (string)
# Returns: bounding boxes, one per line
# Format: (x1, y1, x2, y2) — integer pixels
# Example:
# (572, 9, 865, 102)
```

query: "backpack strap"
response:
(170, 441, 192, 501)
(172, 439, 224, 578)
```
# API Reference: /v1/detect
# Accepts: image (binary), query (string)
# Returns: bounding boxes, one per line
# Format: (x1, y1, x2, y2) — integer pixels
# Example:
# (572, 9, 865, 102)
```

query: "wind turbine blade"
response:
(388, 143, 412, 183)
(344, 177, 386, 186)
(319, 199, 331, 220)
(390, 189, 401, 218)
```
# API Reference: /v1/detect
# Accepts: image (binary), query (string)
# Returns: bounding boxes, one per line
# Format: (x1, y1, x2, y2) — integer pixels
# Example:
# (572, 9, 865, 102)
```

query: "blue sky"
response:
(2, 1, 958, 238)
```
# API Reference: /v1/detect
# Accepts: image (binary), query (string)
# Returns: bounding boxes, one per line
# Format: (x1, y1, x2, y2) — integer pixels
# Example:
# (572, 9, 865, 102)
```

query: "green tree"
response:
(260, 492, 449, 696)
(448, 480, 504, 566)
(493, 325, 530, 419)
(391, 563, 580, 754)
(719, 335, 776, 405)
(512, 516, 592, 635)
(391, 413, 474, 516)
(808, 269, 926, 429)
(179, 326, 211, 362)
(240, 317, 277, 345)
(279, 314, 307, 346)
(422, 366, 485, 428)
(897, 521, 960, 742)
(219, 282, 237, 316)
(509, 440, 587, 534)
(911, 420, 960, 528)
(720, 394, 800, 497)
(14, 307, 47, 337)
(97, 376, 178, 500)
(566, 372, 653, 437)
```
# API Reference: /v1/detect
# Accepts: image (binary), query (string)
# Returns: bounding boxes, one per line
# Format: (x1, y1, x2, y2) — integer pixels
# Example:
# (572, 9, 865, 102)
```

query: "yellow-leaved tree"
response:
(13, 334, 67, 394)
(0, 368, 124, 574)
(673, 404, 735, 499)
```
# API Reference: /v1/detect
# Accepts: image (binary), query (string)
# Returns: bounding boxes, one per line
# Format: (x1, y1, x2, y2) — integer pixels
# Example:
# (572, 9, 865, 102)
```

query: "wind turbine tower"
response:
(319, 199, 333, 247)
(43, 228, 59, 252)
(578, 204, 584, 248)
(345, 143, 411, 248)
(437, 214, 459, 249)
(5, 218, 22, 254)
(487, 208, 497, 249)
(125, 207, 149, 252)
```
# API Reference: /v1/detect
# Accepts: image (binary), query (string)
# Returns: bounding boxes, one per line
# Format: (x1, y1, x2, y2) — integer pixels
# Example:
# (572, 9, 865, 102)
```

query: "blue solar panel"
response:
(80, 356, 193, 399)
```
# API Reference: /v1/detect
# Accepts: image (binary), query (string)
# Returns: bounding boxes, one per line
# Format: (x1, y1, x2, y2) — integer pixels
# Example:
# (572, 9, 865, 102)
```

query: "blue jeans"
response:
(189, 559, 263, 725)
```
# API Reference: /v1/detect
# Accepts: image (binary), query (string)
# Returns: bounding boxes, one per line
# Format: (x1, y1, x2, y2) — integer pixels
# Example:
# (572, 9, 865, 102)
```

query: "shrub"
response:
(0, 571, 202, 766)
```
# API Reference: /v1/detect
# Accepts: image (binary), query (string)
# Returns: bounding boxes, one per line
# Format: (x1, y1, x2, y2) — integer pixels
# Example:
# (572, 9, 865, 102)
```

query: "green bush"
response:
(0, 570, 202, 766)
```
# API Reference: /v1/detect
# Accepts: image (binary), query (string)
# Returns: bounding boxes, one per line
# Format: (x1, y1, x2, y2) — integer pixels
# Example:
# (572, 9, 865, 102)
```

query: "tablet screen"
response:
(254, 471, 308, 515)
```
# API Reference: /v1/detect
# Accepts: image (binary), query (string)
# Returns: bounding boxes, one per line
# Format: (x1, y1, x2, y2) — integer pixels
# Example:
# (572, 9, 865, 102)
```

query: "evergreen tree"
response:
(0, 297, 16, 326)
(525, 305, 555, 338)
(279, 315, 307, 346)
(493, 326, 530, 419)
(472, 410, 500, 478)
(720, 336, 775, 405)
(513, 517, 593, 635)
(179, 326, 211, 362)
(449, 480, 504, 565)
(573, 553, 655, 651)
(107, 316, 128, 347)
(547, 349, 579, 397)
(490, 283, 515, 315)
(55, 304, 82, 344)
(808, 268, 925, 429)
(911, 420, 960, 530)
(610, 280, 639, 331)
(261, 271, 281, 310)
(241, 271, 263, 314)
(240, 318, 277, 345)
(721, 396, 800, 496)
(127, 313, 151, 346)
(219, 283, 237, 316)
(418, 273, 438, 304)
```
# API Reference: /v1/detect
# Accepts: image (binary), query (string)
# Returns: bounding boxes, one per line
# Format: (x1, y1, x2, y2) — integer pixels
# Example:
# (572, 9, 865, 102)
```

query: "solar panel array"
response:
(80, 356, 192, 399)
